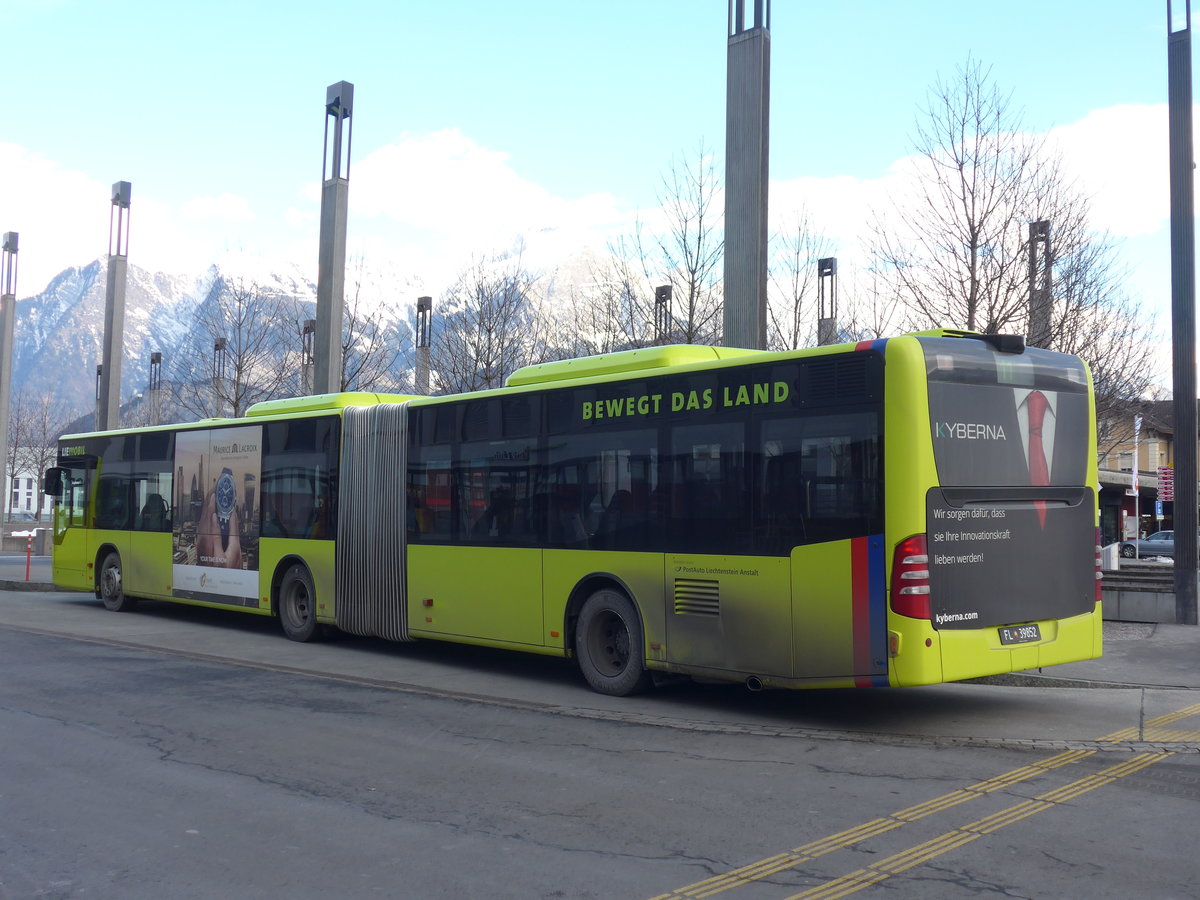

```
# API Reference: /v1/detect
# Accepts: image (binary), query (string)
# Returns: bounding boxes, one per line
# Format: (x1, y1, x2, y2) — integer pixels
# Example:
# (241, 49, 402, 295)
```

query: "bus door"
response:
(407, 431, 545, 647)
(46, 453, 96, 590)
(90, 468, 132, 588)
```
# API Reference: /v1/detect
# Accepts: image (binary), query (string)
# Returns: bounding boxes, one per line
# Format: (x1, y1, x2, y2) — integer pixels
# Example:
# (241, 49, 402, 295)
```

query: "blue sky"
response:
(0, 0, 1185, 358)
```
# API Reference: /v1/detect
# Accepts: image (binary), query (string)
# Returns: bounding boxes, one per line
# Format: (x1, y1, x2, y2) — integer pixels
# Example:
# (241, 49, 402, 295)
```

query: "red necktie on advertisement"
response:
(1027, 390, 1049, 527)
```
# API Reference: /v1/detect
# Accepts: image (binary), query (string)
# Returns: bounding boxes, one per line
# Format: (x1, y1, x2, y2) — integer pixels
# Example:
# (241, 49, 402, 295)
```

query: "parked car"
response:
(1120, 530, 1175, 558)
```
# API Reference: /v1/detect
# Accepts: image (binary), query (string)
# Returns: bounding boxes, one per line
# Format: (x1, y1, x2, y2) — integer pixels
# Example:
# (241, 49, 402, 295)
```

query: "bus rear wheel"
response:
(98, 551, 136, 612)
(575, 589, 652, 696)
(278, 563, 320, 642)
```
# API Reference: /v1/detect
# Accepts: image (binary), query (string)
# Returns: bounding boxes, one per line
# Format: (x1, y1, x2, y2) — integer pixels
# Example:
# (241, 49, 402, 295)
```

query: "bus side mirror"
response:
(43, 467, 65, 497)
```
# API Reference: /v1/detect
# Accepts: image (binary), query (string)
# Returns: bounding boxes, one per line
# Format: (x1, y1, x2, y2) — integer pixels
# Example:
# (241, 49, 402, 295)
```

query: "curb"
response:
(966, 672, 1193, 690)
(0, 580, 58, 593)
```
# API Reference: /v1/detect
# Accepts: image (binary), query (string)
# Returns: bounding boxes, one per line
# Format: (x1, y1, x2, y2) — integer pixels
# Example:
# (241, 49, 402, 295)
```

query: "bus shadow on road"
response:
(679, 681, 1041, 737)
(51, 595, 1052, 736)
(325, 631, 1044, 738)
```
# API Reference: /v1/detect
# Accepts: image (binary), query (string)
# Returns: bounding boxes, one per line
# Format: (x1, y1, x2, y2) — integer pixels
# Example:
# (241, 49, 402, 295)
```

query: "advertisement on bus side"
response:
(172, 425, 262, 606)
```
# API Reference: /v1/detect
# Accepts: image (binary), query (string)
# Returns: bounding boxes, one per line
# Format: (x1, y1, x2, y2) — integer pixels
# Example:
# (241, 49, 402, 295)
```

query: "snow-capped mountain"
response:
(9, 256, 418, 423)
(12, 259, 205, 415)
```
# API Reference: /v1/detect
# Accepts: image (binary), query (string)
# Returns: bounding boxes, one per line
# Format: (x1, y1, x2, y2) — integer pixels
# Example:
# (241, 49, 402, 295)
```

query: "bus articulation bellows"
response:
(44, 329, 1102, 695)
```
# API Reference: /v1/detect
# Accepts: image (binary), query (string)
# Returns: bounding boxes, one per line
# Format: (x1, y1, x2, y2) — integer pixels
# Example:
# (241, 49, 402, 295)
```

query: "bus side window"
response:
(93, 435, 134, 531)
(758, 438, 805, 554)
(133, 432, 174, 533)
(137, 492, 170, 532)
(758, 412, 881, 551)
(458, 439, 539, 546)
(94, 475, 133, 530)
(409, 407, 453, 543)
(261, 417, 339, 541)
(667, 423, 747, 555)
(551, 484, 588, 548)
(260, 470, 320, 538)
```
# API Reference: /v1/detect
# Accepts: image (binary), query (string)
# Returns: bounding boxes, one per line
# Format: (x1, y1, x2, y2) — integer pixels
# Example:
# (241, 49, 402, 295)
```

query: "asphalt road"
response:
(0, 553, 50, 584)
(1, 593, 1198, 899)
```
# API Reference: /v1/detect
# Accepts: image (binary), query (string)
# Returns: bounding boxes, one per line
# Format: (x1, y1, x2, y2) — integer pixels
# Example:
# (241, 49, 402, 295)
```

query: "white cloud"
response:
(284, 207, 316, 229)
(352, 129, 627, 244)
(770, 172, 889, 261)
(1047, 104, 1169, 238)
(0, 143, 111, 294)
(180, 193, 255, 222)
(332, 128, 635, 291)
(0, 143, 251, 294)
(767, 104, 1177, 308)
(0, 104, 1180, 314)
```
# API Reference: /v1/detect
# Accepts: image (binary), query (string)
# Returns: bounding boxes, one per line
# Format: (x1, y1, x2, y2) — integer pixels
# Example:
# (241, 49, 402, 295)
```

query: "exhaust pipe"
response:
(745, 675, 764, 692)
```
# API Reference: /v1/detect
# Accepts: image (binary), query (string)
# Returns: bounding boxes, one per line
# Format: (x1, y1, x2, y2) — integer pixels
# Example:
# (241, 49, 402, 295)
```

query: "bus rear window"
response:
(921, 337, 1089, 488)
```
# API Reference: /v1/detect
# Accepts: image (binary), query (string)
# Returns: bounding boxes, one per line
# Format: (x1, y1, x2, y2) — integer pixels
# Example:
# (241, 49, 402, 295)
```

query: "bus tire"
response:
(575, 589, 652, 696)
(98, 550, 136, 612)
(278, 563, 320, 642)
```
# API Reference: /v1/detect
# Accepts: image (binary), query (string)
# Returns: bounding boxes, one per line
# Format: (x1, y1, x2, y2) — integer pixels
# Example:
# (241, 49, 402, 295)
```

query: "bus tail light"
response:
(891, 534, 931, 619)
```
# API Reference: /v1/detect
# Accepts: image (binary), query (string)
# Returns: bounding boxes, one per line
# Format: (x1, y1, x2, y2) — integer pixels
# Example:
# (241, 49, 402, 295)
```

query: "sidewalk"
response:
(1005, 620, 1200, 690)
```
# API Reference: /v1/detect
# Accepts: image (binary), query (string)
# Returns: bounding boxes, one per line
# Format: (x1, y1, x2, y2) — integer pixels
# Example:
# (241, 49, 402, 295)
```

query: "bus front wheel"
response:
(278, 563, 320, 642)
(98, 551, 136, 612)
(575, 589, 652, 696)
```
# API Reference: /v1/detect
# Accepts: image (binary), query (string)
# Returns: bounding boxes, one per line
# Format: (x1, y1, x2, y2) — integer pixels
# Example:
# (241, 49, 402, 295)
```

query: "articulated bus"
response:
(44, 330, 1102, 695)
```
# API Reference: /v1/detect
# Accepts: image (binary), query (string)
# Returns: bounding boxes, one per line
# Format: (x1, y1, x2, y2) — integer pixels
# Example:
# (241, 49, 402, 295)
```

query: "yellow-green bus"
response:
(44, 329, 1102, 695)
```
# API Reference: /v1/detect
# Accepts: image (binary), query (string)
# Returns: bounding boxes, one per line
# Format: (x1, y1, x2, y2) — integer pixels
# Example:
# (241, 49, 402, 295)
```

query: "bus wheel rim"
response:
(103, 563, 120, 597)
(285, 580, 309, 626)
(592, 610, 629, 674)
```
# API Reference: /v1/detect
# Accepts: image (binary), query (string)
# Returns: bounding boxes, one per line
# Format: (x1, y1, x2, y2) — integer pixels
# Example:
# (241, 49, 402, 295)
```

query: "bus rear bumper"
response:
(933, 609, 1102, 684)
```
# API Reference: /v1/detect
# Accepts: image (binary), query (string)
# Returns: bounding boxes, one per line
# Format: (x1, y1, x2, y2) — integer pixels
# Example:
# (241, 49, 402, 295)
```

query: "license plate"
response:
(998, 624, 1042, 645)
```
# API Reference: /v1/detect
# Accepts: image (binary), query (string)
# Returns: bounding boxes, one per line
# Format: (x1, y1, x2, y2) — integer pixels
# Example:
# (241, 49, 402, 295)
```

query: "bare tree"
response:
(765, 214, 905, 348)
(871, 59, 1046, 334)
(1054, 268, 1157, 459)
(430, 253, 542, 394)
(766, 210, 833, 350)
(337, 257, 410, 393)
(840, 266, 906, 343)
(871, 58, 1155, 433)
(551, 145, 725, 354)
(646, 146, 724, 344)
(5, 388, 76, 522)
(551, 239, 658, 358)
(173, 275, 296, 419)
(5, 390, 29, 523)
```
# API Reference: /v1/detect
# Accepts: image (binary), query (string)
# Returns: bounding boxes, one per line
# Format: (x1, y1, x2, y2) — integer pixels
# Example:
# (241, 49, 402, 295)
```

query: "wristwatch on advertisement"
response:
(216, 468, 236, 548)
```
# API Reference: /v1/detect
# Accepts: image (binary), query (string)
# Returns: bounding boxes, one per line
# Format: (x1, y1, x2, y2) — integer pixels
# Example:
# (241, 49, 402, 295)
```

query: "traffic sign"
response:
(1158, 466, 1175, 502)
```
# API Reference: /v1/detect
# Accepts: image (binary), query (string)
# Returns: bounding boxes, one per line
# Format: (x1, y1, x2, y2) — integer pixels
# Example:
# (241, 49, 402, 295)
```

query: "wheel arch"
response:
(563, 572, 642, 656)
(93, 542, 120, 598)
(269, 554, 312, 617)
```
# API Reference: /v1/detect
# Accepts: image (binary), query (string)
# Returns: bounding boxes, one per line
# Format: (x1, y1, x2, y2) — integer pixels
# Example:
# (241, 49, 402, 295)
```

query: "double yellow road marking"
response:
(650, 748, 1094, 900)
(1099, 700, 1200, 744)
(786, 753, 1167, 900)
(651, 701, 1200, 900)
